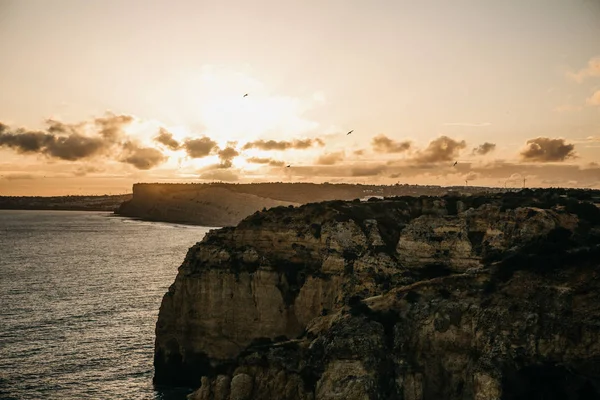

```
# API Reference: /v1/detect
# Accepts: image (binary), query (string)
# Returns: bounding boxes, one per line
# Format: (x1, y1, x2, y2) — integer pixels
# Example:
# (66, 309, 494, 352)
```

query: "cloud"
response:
(120, 142, 167, 170)
(0, 113, 134, 161)
(154, 128, 181, 150)
(412, 136, 467, 164)
(353, 149, 365, 156)
(73, 165, 104, 176)
(93, 113, 134, 140)
(242, 138, 325, 151)
(371, 135, 412, 153)
(246, 157, 286, 167)
(199, 169, 239, 182)
(567, 56, 600, 83)
(217, 146, 239, 168)
(472, 142, 496, 156)
(183, 137, 218, 158)
(45, 134, 106, 161)
(0, 173, 35, 180)
(316, 151, 345, 165)
(351, 164, 388, 177)
(0, 113, 173, 170)
(442, 122, 491, 127)
(587, 90, 600, 106)
(520, 137, 576, 162)
(241, 159, 600, 188)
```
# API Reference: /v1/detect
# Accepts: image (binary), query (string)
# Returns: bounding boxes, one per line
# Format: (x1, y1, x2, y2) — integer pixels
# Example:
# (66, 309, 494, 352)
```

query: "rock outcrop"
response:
(154, 189, 600, 399)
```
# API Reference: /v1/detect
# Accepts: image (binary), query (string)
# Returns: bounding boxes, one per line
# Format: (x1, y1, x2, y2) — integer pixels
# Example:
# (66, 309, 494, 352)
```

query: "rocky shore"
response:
(154, 189, 600, 400)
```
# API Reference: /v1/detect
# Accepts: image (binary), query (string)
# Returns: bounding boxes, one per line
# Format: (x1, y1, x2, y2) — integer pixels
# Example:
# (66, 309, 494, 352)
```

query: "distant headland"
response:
(115, 182, 528, 227)
(0, 194, 132, 212)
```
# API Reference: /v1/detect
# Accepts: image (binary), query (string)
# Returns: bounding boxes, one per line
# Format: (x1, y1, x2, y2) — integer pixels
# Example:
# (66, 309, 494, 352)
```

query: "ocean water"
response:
(0, 210, 213, 400)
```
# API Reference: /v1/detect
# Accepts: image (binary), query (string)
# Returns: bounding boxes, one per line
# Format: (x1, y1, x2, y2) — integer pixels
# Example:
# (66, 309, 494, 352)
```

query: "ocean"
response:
(0, 210, 213, 400)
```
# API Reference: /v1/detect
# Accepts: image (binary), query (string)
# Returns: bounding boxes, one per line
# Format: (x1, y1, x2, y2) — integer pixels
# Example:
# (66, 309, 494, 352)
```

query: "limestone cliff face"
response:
(154, 190, 600, 399)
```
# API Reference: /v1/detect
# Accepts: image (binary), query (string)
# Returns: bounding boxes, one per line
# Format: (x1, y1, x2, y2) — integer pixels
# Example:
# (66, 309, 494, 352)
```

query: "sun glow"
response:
(162, 67, 322, 144)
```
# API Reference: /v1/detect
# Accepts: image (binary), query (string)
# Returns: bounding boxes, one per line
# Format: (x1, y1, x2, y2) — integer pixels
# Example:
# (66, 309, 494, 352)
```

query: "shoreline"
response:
(0, 207, 117, 212)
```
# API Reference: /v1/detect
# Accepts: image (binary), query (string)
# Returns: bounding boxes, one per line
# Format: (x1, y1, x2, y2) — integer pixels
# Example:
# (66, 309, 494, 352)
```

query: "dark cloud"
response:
(413, 136, 467, 164)
(242, 138, 325, 151)
(94, 113, 134, 140)
(246, 157, 286, 167)
(371, 135, 411, 153)
(0, 127, 106, 160)
(520, 137, 576, 162)
(199, 169, 239, 182)
(472, 142, 496, 156)
(120, 142, 167, 170)
(217, 147, 240, 169)
(46, 134, 106, 161)
(316, 151, 344, 165)
(0, 128, 55, 154)
(154, 128, 180, 150)
(184, 137, 218, 158)
(45, 119, 83, 136)
(0, 113, 135, 162)
(390, 173, 402, 179)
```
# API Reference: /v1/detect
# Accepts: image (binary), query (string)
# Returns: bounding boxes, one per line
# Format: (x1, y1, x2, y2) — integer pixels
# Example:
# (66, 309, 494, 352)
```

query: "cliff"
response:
(117, 183, 505, 226)
(154, 189, 600, 400)
(117, 184, 298, 226)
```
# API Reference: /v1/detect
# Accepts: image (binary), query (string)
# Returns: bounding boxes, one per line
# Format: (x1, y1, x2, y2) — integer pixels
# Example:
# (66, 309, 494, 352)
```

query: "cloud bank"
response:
(246, 157, 286, 167)
(242, 138, 324, 151)
(520, 137, 576, 162)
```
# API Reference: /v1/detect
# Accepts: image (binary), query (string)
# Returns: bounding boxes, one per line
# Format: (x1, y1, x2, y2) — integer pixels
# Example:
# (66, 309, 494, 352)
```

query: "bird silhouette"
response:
(453, 161, 458, 166)
(286, 164, 291, 168)
(347, 130, 353, 135)
(243, 93, 248, 97)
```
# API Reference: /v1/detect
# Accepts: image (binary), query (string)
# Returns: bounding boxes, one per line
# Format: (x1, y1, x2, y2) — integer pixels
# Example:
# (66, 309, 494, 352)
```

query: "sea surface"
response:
(0, 210, 214, 400)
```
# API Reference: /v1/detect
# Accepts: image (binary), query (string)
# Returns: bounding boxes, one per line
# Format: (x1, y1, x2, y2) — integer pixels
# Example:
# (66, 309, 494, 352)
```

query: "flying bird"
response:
(243, 93, 248, 97)
(286, 164, 291, 168)
(347, 130, 354, 135)
(453, 161, 458, 167)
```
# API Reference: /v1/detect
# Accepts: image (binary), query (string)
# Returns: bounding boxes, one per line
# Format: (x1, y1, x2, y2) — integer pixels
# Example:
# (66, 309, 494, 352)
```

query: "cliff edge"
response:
(154, 189, 600, 400)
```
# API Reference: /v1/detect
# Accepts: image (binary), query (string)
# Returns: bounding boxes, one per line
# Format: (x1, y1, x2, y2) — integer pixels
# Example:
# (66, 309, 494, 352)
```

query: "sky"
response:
(0, 0, 599, 195)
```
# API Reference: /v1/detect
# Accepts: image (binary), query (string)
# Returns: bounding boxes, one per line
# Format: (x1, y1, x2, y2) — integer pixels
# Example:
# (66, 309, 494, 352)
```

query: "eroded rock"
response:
(156, 190, 600, 399)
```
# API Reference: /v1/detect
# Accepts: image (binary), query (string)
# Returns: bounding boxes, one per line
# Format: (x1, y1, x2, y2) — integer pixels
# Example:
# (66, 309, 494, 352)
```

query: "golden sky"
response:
(1, 0, 600, 195)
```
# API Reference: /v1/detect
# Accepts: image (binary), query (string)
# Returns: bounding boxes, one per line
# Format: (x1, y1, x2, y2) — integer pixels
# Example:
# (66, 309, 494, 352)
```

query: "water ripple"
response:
(0, 210, 210, 400)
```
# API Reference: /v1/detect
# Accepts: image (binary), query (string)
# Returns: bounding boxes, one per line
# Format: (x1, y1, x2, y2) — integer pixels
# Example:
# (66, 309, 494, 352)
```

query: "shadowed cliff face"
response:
(154, 190, 600, 400)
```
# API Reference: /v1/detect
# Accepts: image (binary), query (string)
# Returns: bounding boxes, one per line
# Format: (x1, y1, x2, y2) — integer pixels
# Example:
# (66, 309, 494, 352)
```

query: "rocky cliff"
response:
(154, 189, 600, 400)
